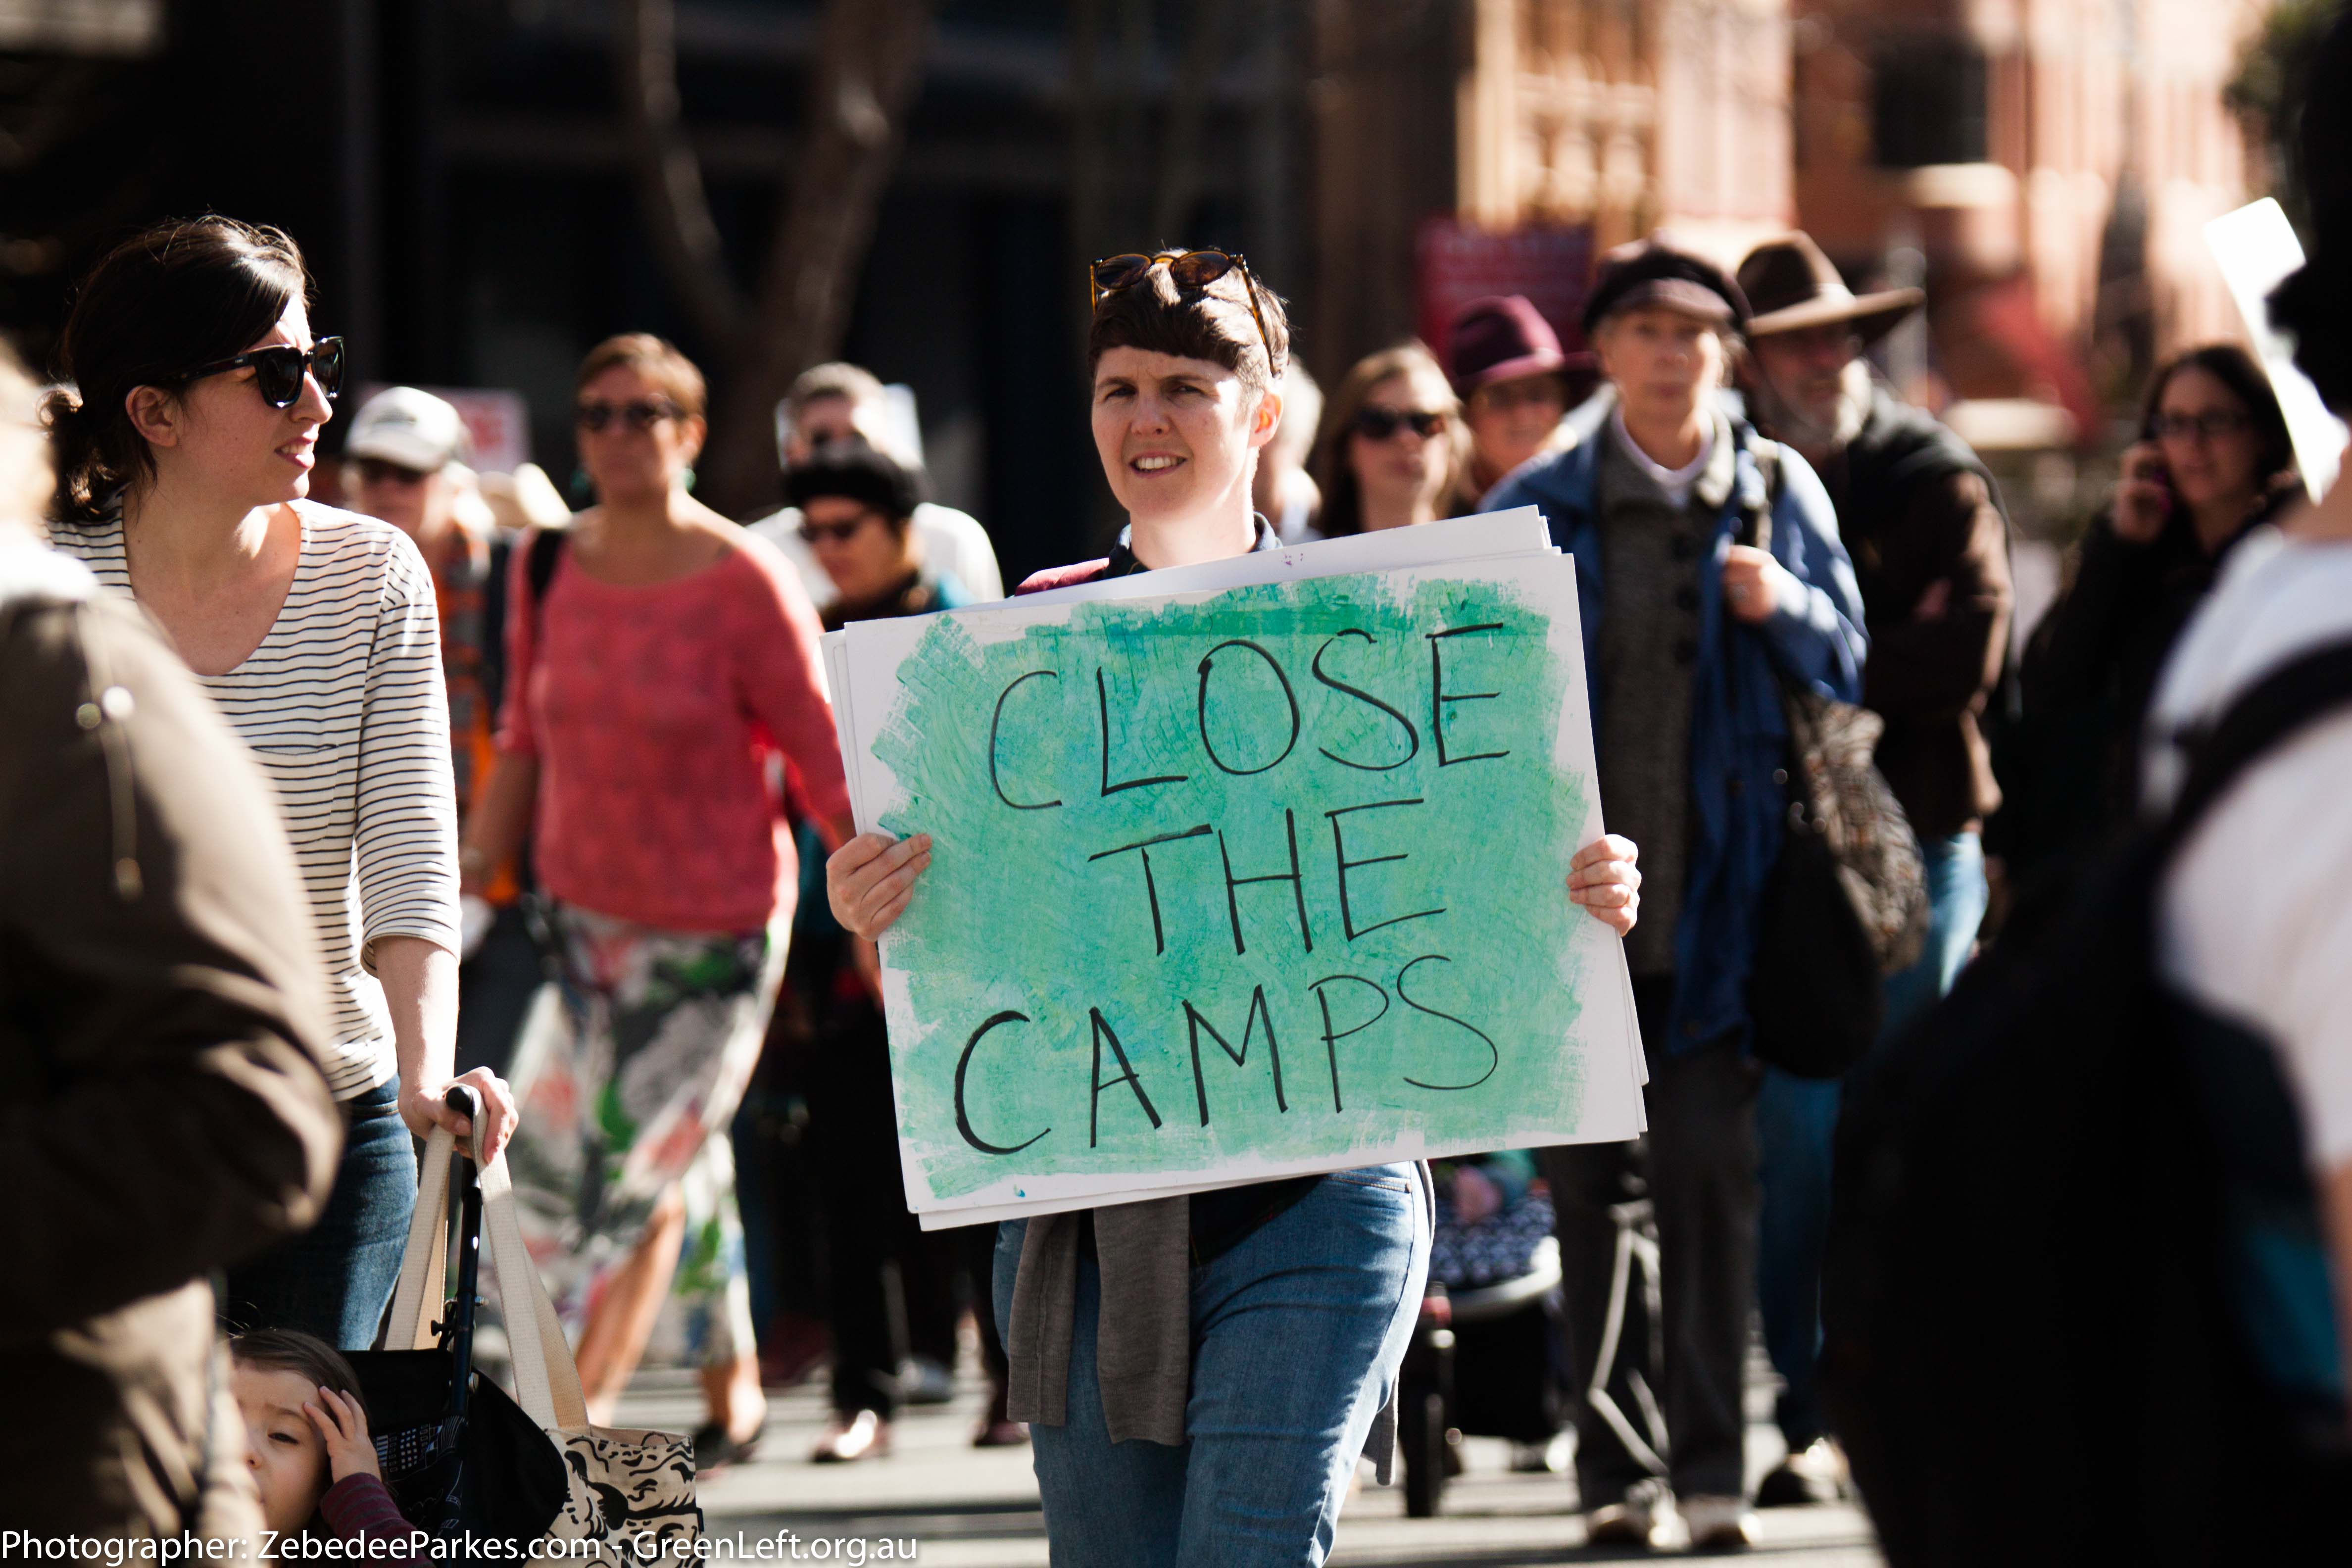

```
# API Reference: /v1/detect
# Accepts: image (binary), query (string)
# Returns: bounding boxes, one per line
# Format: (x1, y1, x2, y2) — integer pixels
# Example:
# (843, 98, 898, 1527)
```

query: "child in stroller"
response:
(231, 1329, 424, 1559)
(1395, 1151, 1570, 1516)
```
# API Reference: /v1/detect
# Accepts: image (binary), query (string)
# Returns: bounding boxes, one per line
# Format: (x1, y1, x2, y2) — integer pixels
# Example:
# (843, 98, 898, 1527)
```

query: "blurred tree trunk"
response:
(615, 0, 745, 351)
(615, 0, 933, 518)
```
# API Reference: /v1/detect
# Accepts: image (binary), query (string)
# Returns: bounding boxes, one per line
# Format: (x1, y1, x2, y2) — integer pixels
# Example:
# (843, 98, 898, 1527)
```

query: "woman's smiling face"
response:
(1090, 346, 1273, 532)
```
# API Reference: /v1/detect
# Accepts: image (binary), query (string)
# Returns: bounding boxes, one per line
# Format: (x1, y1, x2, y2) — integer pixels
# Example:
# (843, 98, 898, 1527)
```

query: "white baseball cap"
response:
(347, 386, 468, 473)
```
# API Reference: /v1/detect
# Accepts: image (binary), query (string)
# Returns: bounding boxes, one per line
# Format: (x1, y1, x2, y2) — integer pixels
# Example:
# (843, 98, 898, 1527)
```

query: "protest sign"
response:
(828, 530, 1644, 1222)
(2206, 198, 2348, 501)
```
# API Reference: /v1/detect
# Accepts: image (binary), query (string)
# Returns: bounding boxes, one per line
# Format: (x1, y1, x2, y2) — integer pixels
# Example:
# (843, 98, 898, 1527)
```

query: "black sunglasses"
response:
(1089, 250, 1272, 365)
(797, 512, 878, 545)
(184, 337, 344, 409)
(576, 398, 680, 434)
(1351, 406, 1448, 442)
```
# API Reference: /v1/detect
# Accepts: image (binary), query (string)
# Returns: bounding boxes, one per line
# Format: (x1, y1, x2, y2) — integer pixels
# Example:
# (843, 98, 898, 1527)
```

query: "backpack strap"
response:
(525, 526, 564, 609)
(2162, 639, 2352, 852)
(1738, 429, 1783, 553)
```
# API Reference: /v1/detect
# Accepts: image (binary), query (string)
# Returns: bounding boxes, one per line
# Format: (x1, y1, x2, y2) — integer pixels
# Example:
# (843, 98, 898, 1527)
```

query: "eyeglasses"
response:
(353, 457, 430, 488)
(576, 399, 680, 434)
(1350, 406, 1448, 442)
(1089, 250, 1272, 366)
(797, 512, 877, 545)
(2152, 410, 2252, 443)
(184, 337, 344, 409)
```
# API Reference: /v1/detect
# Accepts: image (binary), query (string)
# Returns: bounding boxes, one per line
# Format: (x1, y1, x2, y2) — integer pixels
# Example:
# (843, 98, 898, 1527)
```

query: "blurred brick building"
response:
(1454, 0, 1796, 261)
(1409, 0, 2273, 446)
(1790, 0, 2272, 432)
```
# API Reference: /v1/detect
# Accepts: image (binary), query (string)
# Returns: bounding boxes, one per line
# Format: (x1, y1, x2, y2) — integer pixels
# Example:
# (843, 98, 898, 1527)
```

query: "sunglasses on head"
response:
(1351, 406, 1448, 442)
(797, 511, 876, 545)
(353, 457, 430, 488)
(1089, 250, 1272, 365)
(185, 337, 344, 409)
(576, 398, 680, 434)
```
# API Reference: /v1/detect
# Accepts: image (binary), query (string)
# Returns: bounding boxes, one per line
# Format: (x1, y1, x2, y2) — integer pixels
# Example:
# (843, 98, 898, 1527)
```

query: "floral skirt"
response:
(504, 902, 781, 1366)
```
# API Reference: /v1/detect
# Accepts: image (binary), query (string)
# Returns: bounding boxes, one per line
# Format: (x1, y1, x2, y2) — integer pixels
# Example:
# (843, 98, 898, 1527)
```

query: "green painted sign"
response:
(842, 556, 1641, 1218)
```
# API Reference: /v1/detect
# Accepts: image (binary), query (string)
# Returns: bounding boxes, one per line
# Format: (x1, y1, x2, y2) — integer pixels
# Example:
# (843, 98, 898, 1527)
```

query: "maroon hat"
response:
(1447, 295, 1568, 395)
(1581, 239, 1750, 337)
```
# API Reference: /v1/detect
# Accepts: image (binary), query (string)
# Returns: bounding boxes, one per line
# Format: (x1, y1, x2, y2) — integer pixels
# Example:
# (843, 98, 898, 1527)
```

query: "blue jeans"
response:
(221, 1076, 418, 1352)
(1756, 832, 1987, 1447)
(992, 1165, 1431, 1568)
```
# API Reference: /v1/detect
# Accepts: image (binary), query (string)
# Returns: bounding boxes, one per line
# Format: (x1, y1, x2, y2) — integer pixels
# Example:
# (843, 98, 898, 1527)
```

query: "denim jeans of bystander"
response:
(1756, 831, 1989, 1449)
(221, 1075, 418, 1351)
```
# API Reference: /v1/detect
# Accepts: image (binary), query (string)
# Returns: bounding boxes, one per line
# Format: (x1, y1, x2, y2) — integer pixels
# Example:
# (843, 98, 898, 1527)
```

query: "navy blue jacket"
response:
(1486, 405, 1868, 1052)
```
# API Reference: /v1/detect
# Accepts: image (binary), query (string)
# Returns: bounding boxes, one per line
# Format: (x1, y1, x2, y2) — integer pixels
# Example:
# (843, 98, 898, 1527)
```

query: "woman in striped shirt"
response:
(45, 217, 518, 1351)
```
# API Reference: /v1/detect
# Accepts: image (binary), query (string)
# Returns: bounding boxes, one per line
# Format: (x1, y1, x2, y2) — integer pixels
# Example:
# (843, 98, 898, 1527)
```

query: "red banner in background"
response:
(1416, 218, 1597, 375)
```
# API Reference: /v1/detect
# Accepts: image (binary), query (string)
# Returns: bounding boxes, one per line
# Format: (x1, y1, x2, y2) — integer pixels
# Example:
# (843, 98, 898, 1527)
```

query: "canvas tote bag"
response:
(387, 1116, 702, 1551)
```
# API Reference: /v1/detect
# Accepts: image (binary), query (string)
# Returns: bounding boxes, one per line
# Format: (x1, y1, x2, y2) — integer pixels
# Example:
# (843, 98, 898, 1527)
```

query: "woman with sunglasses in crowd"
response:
(1309, 341, 1472, 538)
(826, 247, 1642, 1564)
(1999, 343, 2300, 893)
(459, 333, 855, 1469)
(43, 217, 518, 1350)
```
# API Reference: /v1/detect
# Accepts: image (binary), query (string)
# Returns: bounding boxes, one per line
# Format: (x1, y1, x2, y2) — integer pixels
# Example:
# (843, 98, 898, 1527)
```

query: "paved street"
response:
(615, 1357, 1883, 1566)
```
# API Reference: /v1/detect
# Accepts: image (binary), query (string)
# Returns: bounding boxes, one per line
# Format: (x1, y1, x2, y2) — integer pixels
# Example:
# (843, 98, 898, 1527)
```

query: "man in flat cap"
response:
(1490, 239, 1867, 1550)
(1734, 232, 2012, 1508)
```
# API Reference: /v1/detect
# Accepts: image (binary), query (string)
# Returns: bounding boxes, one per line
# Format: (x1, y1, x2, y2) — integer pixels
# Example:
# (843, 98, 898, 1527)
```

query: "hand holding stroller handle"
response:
(444, 1082, 482, 1122)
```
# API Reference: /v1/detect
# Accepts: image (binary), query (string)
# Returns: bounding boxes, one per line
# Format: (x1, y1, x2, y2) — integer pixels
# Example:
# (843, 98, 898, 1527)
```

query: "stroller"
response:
(346, 1086, 573, 1543)
(1395, 1158, 1669, 1517)
(345, 1085, 703, 1548)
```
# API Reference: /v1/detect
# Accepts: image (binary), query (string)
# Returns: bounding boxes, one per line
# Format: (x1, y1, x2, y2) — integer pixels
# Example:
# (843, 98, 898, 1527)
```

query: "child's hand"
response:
(301, 1387, 383, 1483)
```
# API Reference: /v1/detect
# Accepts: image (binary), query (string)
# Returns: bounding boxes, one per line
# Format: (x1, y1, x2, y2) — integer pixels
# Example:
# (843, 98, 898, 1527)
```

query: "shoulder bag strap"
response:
(526, 527, 564, 609)
(476, 1140, 592, 1432)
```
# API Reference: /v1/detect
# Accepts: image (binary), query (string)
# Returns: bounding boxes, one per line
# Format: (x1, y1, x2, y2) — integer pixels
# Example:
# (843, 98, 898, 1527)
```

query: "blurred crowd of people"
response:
(6, 12, 2352, 1558)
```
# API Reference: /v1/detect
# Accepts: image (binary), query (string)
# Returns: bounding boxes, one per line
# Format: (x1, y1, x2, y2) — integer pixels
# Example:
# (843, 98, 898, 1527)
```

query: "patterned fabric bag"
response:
(387, 1118, 702, 1554)
(1740, 447, 1929, 1079)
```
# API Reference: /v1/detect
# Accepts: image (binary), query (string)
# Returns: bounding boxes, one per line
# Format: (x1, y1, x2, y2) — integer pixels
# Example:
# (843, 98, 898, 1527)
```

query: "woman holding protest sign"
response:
(826, 248, 1643, 1566)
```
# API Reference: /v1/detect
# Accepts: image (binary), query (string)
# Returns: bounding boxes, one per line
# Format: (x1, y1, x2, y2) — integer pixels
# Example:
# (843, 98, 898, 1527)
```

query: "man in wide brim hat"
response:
(1733, 229, 2013, 1515)
(1738, 232, 1923, 347)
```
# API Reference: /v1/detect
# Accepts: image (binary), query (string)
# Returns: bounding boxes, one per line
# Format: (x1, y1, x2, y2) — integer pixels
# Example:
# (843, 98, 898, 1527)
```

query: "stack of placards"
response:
(819, 509, 1647, 1228)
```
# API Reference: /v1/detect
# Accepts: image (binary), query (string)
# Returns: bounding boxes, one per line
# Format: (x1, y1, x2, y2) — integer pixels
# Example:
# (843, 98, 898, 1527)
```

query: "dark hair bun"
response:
(47, 216, 310, 523)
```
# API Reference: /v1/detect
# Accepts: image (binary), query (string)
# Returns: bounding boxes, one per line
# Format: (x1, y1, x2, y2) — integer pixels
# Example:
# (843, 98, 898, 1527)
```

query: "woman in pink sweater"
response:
(462, 334, 853, 1464)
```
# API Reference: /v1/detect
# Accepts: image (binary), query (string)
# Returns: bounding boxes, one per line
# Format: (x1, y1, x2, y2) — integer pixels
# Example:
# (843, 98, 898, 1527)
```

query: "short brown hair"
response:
(785, 361, 886, 421)
(1088, 256, 1290, 392)
(575, 333, 706, 420)
(1310, 341, 1470, 536)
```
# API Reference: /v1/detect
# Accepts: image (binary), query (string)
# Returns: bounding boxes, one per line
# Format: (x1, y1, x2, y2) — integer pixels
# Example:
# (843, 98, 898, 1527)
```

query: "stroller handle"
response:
(443, 1082, 482, 1122)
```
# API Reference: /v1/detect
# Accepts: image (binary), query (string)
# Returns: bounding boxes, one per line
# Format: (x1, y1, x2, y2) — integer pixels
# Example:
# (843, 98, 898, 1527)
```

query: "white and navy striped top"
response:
(58, 502, 461, 1098)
